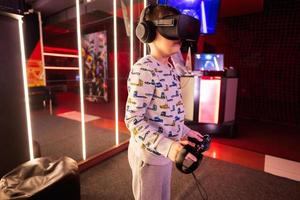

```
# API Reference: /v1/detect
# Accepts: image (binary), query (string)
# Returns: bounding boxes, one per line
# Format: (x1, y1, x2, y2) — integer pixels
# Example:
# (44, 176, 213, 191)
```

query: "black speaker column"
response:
(0, 11, 30, 177)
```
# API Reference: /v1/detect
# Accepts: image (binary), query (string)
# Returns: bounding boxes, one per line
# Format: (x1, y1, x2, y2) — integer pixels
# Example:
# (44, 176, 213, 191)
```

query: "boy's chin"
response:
(172, 44, 181, 52)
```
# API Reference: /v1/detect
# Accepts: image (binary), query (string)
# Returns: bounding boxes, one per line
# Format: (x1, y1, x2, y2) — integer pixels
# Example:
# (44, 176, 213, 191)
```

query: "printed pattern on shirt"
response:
(125, 56, 186, 156)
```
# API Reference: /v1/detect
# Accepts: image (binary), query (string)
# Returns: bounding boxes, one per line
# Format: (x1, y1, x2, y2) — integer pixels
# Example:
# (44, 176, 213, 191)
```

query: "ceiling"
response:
(25, 0, 136, 17)
(25, 0, 76, 16)
(25, 0, 264, 18)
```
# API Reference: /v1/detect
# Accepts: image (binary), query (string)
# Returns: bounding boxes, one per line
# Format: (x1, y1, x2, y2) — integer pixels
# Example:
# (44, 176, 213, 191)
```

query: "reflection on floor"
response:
(212, 119, 300, 162)
(57, 111, 101, 122)
(204, 142, 265, 171)
(91, 119, 129, 134)
(203, 118, 300, 181)
(205, 142, 300, 181)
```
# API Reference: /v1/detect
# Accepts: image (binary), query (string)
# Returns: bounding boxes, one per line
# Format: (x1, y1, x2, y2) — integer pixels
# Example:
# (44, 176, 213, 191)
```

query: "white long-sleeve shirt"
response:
(125, 55, 191, 165)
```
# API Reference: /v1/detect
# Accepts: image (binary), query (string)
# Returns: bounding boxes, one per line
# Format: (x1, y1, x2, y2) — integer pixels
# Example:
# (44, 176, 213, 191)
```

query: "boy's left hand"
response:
(185, 130, 203, 142)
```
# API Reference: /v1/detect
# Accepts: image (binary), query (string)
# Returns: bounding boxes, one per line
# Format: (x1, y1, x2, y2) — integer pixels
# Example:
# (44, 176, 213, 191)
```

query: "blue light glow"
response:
(158, 0, 220, 34)
(201, 0, 207, 33)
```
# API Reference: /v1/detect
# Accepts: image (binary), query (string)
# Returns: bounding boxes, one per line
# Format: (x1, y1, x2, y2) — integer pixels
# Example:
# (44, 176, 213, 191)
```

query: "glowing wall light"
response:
(114, 0, 120, 145)
(198, 77, 221, 124)
(200, 0, 207, 34)
(18, 16, 34, 160)
(130, 0, 134, 68)
(143, 0, 147, 56)
(75, 0, 87, 160)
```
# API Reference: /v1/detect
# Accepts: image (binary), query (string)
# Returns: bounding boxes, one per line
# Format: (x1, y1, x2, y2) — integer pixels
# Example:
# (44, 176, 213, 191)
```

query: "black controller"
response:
(175, 134, 211, 174)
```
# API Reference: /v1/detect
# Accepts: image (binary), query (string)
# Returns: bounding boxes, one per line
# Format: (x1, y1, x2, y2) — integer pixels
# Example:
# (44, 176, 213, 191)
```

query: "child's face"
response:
(151, 32, 182, 57)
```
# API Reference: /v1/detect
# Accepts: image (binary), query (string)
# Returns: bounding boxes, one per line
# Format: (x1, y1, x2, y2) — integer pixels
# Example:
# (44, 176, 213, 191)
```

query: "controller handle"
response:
(175, 145, 203, 174)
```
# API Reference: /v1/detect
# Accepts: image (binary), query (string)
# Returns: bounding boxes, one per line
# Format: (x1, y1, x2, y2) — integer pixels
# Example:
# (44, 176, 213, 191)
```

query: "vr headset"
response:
(136, 4, 200, 43)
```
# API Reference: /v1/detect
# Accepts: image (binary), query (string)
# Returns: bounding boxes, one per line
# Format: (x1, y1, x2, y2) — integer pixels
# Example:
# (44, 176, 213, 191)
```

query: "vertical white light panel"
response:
(114, 0, 120, 145)
(143, 0, 147, 56)
(130, 0, 134, 68)
(18, 16, 34, 160)
(75, 0, 87, 160)
(201, 0, 208, 34)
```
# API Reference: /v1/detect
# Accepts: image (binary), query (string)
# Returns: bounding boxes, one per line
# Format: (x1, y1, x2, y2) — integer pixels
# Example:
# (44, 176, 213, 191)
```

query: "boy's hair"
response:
(144, 5, 180, 21)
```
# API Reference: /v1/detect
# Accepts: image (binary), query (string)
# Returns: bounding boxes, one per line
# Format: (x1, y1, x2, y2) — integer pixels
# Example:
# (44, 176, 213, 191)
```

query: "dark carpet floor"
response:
(80, 150, 300, 200)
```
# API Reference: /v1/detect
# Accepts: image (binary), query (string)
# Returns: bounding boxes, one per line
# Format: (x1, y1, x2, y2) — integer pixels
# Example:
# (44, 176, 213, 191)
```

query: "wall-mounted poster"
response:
(82, 31, 108, 102)
(24, 13, 45, 87)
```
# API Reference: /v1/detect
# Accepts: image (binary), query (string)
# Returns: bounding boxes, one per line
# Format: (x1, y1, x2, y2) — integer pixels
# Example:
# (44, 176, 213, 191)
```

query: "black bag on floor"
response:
(0, 156, 80, 200)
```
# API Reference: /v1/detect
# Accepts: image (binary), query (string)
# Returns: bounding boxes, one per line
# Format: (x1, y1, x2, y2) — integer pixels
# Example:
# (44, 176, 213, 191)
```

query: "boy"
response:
(125, 4, 203, 200)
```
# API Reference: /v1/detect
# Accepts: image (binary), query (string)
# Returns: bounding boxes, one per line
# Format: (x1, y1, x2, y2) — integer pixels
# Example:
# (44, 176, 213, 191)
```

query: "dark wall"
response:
(43, 22, 79, 91)
(23, 12, 40, 59)
(202, 0, 300, 124)
(0, 0, 25, 14)
(0, 14, 30, 176)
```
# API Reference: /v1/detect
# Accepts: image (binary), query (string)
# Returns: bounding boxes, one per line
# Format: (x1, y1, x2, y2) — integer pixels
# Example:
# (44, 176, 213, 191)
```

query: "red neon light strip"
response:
(44, 46, 78, 55)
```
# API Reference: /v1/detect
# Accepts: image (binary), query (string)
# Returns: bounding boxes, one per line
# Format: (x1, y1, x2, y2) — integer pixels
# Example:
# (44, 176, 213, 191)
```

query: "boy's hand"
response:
(186, 130, 204, 142)
(168, 141, 197, 163)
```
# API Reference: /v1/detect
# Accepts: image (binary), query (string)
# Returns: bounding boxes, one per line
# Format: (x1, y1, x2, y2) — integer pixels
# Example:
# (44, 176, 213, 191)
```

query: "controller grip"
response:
(175, 146, 202, 174)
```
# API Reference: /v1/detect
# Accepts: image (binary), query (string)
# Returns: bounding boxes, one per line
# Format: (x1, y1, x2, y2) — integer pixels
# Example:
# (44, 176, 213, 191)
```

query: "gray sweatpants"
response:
(128, 143, 173, 200)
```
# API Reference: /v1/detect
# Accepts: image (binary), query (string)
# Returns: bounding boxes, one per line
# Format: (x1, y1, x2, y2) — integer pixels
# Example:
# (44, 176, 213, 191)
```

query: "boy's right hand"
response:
(168, 141, 197, 162)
